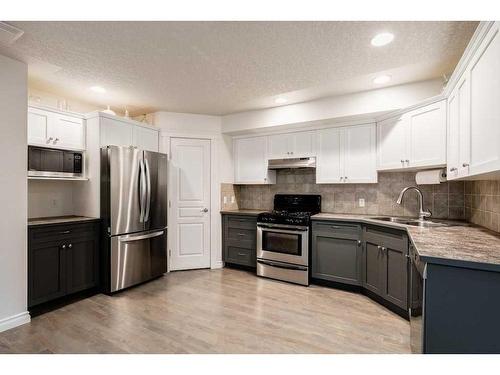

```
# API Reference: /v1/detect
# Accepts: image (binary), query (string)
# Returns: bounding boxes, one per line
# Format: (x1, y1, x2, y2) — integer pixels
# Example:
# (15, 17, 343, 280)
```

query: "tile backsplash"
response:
(465, 181, 500, 232)
(226, 169, 465, 220)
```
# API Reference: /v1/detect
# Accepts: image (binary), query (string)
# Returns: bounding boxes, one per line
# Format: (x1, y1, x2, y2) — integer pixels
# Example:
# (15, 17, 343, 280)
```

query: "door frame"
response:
(160, 132, 222, 272)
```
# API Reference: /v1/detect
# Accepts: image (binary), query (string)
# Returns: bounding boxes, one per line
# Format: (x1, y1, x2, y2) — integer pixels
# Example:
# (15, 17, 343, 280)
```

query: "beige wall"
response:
(465, 181, 500, 232)
(232, 170, 465, 220)
(0, 54, 30, 331)
(28, 181, 76, 218)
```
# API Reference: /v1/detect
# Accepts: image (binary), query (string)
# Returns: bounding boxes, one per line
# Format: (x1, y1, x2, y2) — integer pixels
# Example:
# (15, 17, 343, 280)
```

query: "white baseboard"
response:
(0, 311, 31, 333)
(211, 260, 224, 269)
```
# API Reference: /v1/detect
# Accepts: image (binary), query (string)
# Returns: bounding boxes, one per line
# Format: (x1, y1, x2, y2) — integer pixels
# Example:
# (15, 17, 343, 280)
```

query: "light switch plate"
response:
(358, 198, 365, 207)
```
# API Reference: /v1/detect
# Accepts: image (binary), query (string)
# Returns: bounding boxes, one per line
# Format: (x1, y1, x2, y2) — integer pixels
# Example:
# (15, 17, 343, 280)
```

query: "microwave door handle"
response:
(138, 159, 146, 223)
(144, 157, 151, 222)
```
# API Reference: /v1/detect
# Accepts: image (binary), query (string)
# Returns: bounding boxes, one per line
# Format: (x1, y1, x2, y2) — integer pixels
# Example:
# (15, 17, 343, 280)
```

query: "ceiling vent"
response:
(0, 22, 24, 45)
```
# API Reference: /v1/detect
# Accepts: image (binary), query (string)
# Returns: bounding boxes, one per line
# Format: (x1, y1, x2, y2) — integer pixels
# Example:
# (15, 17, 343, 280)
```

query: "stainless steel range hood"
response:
(268, 157, 316, 169)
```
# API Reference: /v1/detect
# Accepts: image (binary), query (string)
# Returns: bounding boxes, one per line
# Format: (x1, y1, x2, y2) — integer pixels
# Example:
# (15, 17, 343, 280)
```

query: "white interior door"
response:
(169, 138, 211, 270)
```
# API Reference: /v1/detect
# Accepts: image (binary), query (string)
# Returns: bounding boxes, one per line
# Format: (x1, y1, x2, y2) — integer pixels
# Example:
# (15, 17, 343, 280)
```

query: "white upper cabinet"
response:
(28, 106, 85, 151)
(234, 136, 276, 184)
(100, 117, 134, 147)
(316, 127, 343, 183)
(267, 130, 315, 159)
(51, 113, 85, 150)
(28, 107, 51, 146)
(468, 22, 500, 177)
(377, 100, 446, 171)
(377, 115, 408, 170)
(447, 73, 470, 180)
(133, 126, 159, 152)
(99, 114, 159, 152)
(407, 100, 447, 168)
(316, 123, 377, 184)
(343, 124, 377, 183)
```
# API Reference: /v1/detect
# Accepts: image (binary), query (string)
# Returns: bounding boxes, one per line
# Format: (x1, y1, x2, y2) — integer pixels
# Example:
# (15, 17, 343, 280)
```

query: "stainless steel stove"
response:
(256, 194, 321, 286)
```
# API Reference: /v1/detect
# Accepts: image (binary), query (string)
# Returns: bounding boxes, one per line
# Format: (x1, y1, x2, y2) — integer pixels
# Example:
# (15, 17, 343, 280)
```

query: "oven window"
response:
(262, 231, 302, 256)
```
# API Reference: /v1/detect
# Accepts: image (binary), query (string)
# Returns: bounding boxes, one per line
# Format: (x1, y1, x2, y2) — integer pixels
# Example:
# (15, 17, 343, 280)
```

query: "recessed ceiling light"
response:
(275, 97, 287, 104)
(371, 32, 394, 47)
(90, 86, 106, 93)
(373, 75, 392, 85)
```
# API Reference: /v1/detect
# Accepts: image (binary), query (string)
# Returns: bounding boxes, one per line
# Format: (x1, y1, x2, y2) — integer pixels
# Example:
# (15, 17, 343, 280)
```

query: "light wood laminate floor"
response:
(0, 268, 410, 353)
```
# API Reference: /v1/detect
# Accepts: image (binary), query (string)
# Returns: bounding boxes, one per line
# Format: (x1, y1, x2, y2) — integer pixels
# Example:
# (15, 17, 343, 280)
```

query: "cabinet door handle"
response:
(237, 252, 247, 257)
(68, 244, 72, 248)
(462, 163, 469, 167)
(54, 138, 59, 143)
(61, 244, 66, 249)
(377, 245, 382, 250)
(450, 167, 457, 172)
(405, 159, 409, 164)
(47, 137, 53, 143)
(357, 240, 362, 246)
(237, 233, 245, 236)
(60, 230, 71, 234)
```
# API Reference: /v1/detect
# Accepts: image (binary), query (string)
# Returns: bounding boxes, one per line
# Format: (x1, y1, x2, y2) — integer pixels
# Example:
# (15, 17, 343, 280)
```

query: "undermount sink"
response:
(369, 216, 448, 228)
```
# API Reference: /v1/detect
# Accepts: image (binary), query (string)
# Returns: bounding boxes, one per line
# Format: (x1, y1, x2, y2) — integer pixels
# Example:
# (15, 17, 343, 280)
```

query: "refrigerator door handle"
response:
(139, 158, 146, 223)
(144, 157, 151, 222)
(118, 230, 165, 242)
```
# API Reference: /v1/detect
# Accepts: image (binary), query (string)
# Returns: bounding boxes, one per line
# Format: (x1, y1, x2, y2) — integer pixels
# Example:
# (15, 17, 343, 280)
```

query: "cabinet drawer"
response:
(226, 216, 257, 230)
(227, 227, 256, 242)
(312, 221, 360, 239)
(364, 225, 407, 250)
(225, 246, 255, 267)
(30, 222, 99, 244)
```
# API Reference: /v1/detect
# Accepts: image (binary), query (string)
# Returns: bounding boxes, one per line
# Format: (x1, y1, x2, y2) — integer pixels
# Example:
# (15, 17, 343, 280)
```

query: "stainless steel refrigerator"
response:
(101, 146, 168, 293)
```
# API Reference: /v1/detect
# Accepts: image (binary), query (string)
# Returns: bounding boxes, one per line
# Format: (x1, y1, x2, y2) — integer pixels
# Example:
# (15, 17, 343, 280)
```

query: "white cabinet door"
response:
(234, 136, 275, 184)
(28, 107, 51, 146)
(458, 74, 471, 178)
(447, 86, 461, 180)
(51, 113, 85, 150)
(343, 124, 377, 183)
(100, 117, 134, 147)
(316, 127, 343, 183)
(133, 126, 159, 152)
(268, 133, 291, 159)
(407, 100, 447, 168)
(468, 22, 500, 176)
(377, 116, 407, 170)
(291, 131, 316, 158)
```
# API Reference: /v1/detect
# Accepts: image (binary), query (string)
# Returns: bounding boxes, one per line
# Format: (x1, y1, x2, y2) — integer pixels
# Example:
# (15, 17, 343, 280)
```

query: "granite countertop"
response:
(28, 215, 100, 227)
(312, 213, 500, 270)
(220, 209, 267, 216)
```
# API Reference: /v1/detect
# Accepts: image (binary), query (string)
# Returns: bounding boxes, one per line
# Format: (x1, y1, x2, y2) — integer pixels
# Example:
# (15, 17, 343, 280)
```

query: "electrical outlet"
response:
(358, 198, 365, 208)
(51, 199, 58, 208)
(223, 196, 228, 204)
(231, 196, 235, 203)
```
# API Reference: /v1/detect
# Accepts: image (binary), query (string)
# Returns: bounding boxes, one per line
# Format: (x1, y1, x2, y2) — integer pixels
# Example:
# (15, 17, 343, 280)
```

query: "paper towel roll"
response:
(415, 169, 447, 185)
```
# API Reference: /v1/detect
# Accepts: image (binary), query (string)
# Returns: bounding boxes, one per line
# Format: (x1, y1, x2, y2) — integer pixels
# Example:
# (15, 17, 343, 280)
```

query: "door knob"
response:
(202, 208, 209, 213)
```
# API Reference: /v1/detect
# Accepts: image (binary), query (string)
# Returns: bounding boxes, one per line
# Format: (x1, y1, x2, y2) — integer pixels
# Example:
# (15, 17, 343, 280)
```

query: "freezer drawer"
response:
(110, 229, 167, 292)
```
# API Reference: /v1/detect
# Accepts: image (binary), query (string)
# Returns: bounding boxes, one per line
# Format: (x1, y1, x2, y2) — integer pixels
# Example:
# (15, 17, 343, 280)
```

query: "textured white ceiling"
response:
(0, 21, 478, 116)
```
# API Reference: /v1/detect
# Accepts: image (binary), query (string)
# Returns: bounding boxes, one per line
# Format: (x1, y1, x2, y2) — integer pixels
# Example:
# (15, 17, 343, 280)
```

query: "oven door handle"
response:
(257, 225, 308, 232)
(257, 259, 308, 271)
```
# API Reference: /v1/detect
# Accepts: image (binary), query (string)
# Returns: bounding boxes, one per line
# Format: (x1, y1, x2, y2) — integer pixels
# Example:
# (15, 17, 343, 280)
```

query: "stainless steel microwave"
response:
(28, 146, 84, 178)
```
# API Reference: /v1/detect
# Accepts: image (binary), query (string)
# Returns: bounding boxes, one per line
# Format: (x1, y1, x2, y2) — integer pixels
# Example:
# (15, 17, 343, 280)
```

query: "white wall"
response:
(221, 79, 443, 134)
(28, 180, 76, 218)
(0, 54, 30, 332)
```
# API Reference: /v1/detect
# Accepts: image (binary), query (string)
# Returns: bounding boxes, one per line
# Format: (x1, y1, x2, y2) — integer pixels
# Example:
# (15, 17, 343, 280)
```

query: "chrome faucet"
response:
(396, 186, 432, 221)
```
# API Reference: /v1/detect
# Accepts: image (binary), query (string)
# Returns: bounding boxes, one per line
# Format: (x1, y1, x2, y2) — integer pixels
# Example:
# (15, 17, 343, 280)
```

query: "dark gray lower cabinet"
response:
(28, 221, 100, 308)
(363, 225, 409, 310)
(311, 220, 409, 313)
(311, 221, 362, 286)
(222, 214, 257, 268)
